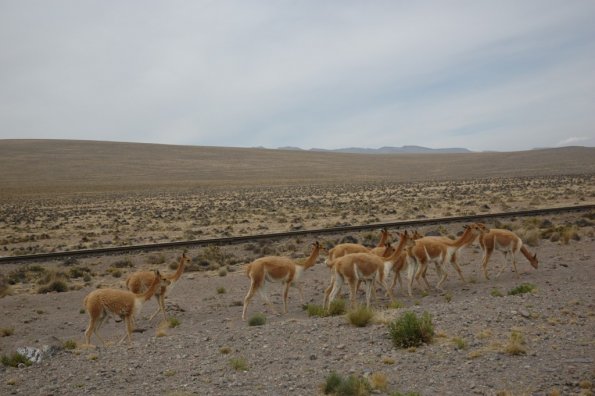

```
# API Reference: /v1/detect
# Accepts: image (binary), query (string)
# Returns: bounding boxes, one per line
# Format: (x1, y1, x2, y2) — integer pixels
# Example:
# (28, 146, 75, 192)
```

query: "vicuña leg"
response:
(481, 248, 494, 280)
(148, 293, 167, 321)
(327, 275, 345, 309)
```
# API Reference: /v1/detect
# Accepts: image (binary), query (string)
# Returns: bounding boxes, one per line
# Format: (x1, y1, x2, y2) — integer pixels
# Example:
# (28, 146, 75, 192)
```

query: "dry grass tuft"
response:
(369, 372, 388, 392)
(504, 330, 527, 355)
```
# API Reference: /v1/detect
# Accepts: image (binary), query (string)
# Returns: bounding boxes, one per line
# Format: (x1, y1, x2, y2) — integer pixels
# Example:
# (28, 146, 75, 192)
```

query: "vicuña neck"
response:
(300, 245, 321, 269)
(376, 230, 388, 247)
(387, 234, 409, 262)
(452, 228, 477, 248)
(170, 255, 187, 282)
(141, 275, 161, 301)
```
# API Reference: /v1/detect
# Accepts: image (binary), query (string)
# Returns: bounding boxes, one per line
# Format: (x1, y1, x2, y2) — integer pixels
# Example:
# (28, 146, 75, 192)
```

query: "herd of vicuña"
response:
(82, 223, 538, 346)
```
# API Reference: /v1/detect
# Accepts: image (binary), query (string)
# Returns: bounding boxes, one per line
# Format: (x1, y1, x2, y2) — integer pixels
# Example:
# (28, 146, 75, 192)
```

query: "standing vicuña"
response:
(324, 231, 415, 310)
(126, 251, 190, 321)
(83, 270, 170, 346)
(405, 223, 486, 296)
(242, 241, 323, 320)
(478, 227, 538, 279)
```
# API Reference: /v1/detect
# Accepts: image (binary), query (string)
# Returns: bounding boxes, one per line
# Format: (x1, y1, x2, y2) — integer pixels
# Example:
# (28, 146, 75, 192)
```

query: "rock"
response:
(519, 308, 531, 318)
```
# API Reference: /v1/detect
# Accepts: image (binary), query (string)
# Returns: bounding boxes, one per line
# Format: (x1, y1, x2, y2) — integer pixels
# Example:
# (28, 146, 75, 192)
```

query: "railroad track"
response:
(1, 204, 593, 264)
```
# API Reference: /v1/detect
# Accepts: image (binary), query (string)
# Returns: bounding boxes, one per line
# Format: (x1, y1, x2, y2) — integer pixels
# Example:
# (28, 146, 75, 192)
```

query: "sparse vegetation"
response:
(1, 352, 32, 367)
(491, 288, 504, 297)
(346, 306, 374, 327)
(219, 346, 231, 354)
(306, 299, 347, 317)
(306, 303, 327, 317)
(503, 330, 527, 355)
(323, 371, 371, 396)
(388, 300, 405, 309)
(112, 258, 133, 268)
(328, 299, 347, 316)
(452, 337, 467, 350)
(147, 254, 166, 265)
(37, 279, 68, 294)
(168, 317, 180, 328)
(63, 339, 77, 350)
(248, 313, 266, 326)
(388, 311, 434, 348)
(230, 356, 248, 371)
(369, 372, 388, 392)
(508, 283, 536, 296)
(0, 327, 14, 337)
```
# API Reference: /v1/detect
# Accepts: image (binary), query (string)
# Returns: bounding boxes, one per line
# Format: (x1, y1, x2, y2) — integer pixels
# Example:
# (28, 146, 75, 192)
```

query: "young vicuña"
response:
(242, 241, 323, 320)
(126, 251, 190, 321)
(324, 230, 415, 309)
(478, 227, 538, 279)
(405, 223, 486, 296)
(83, 269, 170, 346)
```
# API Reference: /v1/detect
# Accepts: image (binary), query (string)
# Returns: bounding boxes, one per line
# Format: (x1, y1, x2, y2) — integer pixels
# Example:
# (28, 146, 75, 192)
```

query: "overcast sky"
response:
(1, 1, 594, 152)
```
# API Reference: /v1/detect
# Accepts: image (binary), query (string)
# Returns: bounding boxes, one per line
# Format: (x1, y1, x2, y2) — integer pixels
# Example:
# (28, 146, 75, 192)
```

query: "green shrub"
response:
(38, 280, 68, 294)
(168, 317, 181, 328)
(328, 299, 347, 316)
(230, 356, 248, 371)
(68, 267, 90, 279)
(248, 313, 266, 326)
(63, 340, 77, 350)
(218, 267, 228, 277)
(323, 371, 371, 396)
(388, 311, 434, 348)
(387, 300, 405, 309)
(216, 286, 226, 294)
(324, 372, 343, 394)
(147, 254, 166, 265)
(346, 306, 374, 327)
(508, 283, 536, 296)
(490, 288, 504, 297)
(306, 304, 326, 317)
(1, 352, 32, 367)
(452, 337, 467, 350)
(112, 258, 133, 268)
(0, 327, 14, 337)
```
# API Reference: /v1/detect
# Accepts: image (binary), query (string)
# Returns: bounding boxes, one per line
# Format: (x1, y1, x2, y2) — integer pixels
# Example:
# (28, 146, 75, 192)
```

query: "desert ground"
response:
(0, 140, 594, 395)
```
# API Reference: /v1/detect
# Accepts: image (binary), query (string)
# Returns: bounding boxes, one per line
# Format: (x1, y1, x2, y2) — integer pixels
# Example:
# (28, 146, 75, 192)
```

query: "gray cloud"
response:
(0, 1, 594, 151)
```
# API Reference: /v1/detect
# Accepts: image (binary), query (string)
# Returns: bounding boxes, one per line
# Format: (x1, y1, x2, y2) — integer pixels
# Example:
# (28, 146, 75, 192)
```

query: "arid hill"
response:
(0, 139, 594, 194)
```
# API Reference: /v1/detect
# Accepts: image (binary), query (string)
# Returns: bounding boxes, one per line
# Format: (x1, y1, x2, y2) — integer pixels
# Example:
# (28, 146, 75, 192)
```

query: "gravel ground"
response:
(1, 220, 594, 396)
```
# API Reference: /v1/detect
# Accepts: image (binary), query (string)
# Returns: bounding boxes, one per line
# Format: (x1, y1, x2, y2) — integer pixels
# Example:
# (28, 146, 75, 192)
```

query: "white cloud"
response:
(557, 137, 592, 146)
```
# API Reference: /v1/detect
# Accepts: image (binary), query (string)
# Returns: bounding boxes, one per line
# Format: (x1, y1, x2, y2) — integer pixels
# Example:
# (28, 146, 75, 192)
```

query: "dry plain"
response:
(0, 140, 594, 395)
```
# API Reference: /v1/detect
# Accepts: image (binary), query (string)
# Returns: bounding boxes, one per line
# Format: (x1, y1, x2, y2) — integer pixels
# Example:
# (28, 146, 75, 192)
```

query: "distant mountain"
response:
(278, 145, 472, 154)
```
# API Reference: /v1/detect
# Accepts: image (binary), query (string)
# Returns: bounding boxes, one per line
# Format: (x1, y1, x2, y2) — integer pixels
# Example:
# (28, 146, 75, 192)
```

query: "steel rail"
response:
(1, 204, 593, 264)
